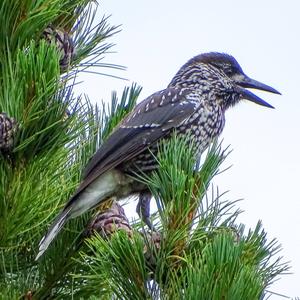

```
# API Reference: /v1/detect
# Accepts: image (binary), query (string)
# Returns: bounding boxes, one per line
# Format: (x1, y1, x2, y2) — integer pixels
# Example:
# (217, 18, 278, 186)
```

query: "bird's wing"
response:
(71, 87, 199, 200)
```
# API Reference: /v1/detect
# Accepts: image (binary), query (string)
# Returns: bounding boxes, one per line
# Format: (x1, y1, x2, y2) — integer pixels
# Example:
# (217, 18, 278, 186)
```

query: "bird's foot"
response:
(136, 190, 157, 232)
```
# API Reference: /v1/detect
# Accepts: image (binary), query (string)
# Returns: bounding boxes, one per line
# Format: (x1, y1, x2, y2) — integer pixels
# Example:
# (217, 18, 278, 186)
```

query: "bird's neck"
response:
(168, 80, 228, 112)
(168, 74, 204, 92)
(168, 79, 237, 113)
(168, 66, 223, 101)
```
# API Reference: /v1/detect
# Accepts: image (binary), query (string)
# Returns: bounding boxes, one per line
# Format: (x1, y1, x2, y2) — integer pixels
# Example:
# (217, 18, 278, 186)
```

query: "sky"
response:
(76, 1, 300, 298)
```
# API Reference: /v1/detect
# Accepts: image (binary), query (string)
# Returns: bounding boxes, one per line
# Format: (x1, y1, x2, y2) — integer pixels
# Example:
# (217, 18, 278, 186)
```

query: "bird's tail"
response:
(35, 207, 71, 260)
(35, 169, 132, 260)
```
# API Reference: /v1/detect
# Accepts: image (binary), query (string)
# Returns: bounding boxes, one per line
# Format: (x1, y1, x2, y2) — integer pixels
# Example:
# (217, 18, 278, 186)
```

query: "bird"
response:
(36, 52, 280, 259)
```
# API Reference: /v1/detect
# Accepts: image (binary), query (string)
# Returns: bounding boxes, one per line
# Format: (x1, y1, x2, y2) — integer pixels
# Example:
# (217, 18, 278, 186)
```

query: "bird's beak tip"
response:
(268, 104, 276, 109)
(265, 86, 281, 96)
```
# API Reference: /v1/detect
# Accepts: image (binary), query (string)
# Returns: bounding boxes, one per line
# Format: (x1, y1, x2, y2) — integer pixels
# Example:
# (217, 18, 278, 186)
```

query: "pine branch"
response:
(74, 136, 289, 299)
(0, 1, 131, 298)
(30, 84, 141, 300)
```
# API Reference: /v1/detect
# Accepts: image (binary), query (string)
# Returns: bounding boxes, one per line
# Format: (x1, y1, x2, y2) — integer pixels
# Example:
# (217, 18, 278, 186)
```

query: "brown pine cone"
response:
(0, 113, 18, 152)
(86, 200, 132, 239)
(42, 26, 75, 71)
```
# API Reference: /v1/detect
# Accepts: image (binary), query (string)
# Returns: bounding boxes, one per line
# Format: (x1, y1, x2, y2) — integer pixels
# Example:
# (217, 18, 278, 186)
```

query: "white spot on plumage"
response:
(160, 95, 166, 106)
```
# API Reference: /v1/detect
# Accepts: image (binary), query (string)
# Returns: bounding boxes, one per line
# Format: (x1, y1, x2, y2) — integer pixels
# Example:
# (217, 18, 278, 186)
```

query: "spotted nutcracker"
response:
(36, 52, 280, 259)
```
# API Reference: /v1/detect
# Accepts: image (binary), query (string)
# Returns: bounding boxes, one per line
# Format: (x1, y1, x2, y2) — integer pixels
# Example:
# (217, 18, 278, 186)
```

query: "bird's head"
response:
(169, 52, 280, 110)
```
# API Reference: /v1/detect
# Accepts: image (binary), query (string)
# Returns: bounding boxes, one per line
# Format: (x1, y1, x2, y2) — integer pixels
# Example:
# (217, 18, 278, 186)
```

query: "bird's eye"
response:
(221, 63, 235, 75)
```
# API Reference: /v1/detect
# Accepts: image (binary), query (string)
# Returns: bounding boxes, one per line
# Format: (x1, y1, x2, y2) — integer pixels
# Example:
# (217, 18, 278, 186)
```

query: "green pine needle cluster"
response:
(76, 137, 289, 299)
(0, 1, 141, 299)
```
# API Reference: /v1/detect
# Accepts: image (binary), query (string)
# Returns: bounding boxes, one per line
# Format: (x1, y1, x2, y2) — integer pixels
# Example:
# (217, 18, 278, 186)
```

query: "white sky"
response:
(76, 1, 300, 298)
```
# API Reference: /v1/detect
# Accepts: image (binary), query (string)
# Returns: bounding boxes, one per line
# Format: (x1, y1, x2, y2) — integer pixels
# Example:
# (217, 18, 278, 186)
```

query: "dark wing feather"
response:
(72, 87, 199, 198)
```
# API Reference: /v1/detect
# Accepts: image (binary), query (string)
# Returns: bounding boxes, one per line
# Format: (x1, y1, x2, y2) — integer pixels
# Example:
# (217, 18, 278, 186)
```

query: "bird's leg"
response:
(136, 190, 156, 231)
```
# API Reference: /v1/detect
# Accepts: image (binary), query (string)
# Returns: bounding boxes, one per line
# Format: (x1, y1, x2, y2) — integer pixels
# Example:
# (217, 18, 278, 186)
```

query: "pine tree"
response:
(0, 1, 289, 299)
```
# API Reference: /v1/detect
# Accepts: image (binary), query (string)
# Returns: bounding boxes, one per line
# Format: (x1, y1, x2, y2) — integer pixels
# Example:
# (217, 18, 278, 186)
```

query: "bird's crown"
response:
(189, 52, 244, 77)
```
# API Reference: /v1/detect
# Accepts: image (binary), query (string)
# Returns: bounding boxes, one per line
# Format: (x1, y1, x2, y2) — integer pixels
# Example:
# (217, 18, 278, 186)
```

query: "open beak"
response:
(236, 76, 281, 109)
